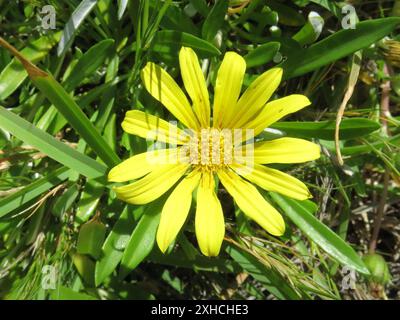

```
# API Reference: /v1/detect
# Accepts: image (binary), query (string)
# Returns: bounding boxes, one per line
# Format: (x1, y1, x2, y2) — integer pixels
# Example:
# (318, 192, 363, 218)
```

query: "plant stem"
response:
(369, 62, 391, 253)
(369, 168, 389, 253)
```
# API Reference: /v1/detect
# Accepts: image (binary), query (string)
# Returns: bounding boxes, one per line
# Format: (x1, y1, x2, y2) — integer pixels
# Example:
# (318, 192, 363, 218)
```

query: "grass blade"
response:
(117, 0, 128, 20)
(64, 39, 115, 92)
(95, 206, 138, 286)
(119, 197, 165, 277)
(0, 32, 61, 100)
(270, 118, 380, 140)
(0, 106, 107, 178)
(281, 17, 400, 79)
(0, 37, 120, 168)
(57, 0, 98, 57)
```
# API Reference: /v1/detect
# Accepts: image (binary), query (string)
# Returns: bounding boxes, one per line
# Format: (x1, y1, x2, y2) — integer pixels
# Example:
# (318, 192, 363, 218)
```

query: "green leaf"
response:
(0, 32, 61, 100)
(0, 167, 71, 219)
(57, 0, 98, 56)
(95, 206, 142, 286)
(270, 193, 370, 275)
(151, 30, 221, 58)
(233, 0, 267, 26)
(363, 253, 391, 285)
(0, 37, 120, 167)
(266, 0, 305, 26)
(244, 42, 280, 68)
(71, 251, 96, 286)
(270, 118, 380, 140)
(188, 0, 209, 17)
(292, 12, 324, 46)
(64, 39, 115, 91)
(0, 106, 107, 178)
(33, 73, 120, 167)
(158, 4, 200, 36)
(117, 0, 129, 19)
(75, 180, 105, 224)
(281, 17, 400, 79)
(201, 0, 228, 42)
(310, 0, 341, 17)
(119, 197, 165, 277)
(77, 217, 107, 260)
(340, 134, 400, 156)
(52, 183, 80, 217)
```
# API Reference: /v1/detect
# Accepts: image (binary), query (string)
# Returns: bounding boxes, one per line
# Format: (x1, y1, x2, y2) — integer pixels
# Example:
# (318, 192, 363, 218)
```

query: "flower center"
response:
(186, 128, 233, 171)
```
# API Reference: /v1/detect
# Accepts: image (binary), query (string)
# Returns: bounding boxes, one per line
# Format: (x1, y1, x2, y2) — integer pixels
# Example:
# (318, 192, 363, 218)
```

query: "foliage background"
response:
(0, 0, 399, 300)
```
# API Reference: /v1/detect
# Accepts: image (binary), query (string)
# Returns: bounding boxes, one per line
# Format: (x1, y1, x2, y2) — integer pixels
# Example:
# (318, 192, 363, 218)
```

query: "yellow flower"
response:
(108, 47, 320, 257)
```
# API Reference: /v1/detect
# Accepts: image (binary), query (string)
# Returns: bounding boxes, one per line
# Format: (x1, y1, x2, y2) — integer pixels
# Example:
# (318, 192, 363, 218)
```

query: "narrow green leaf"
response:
(75, 180, 104, 224)
(188, 0, 209, 17)
(95, 206, 140, 286)
(270, 193, 370, 275)
(117, 0, 128, 19)
(64, 39, 114, 91)
(77, 217, 107, 259)
(244, 42, 280, 68)
(201, 0, 228, 42)
(71, 251, 96, 286)
(270, 118, 380, 140)
(340, 134, 400, 156)
(119, 197, 165, 277)
(292, 12, 324, 46)
(52, 183, 79, 217)
(281, 17, 400, 79)
(34, 75, 120, 167)
(0, 37, 120, 167)
(151, 30, 221, 58)
(266, 0, 305, 26)
(310, 0, 341, 17)
(57, 0, 98, 56)
(0, 106, 107, 178)
(158, 4, 200, 36)
(0, 32, 61, 100)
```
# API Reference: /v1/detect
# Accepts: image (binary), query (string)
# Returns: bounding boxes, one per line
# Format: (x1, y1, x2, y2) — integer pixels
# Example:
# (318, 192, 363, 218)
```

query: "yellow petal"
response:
(231, 163, 312, 200)
(195, 171, 225, 256)
(213, 52, 246, 128)
(114, 164, 189, 205)
(244, 95, 311, 136)
(228, 68, 282, 128)
(239, 138, 320, 164)
(179, 47, 210, 128)
(218, 169, 285, 236)
(156, 170, 201, 253)
(108, 148, 186, 182)
(122, 110, 190, 145)
(141, 62, 200, 130)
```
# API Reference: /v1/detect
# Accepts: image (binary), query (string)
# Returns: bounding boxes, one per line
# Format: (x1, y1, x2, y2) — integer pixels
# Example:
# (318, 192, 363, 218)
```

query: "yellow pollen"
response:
(186, 128, 233, 171)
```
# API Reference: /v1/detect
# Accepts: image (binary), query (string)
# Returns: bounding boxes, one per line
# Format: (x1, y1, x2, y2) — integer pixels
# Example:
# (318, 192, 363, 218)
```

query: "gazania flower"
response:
(109, 47, 320, 257)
